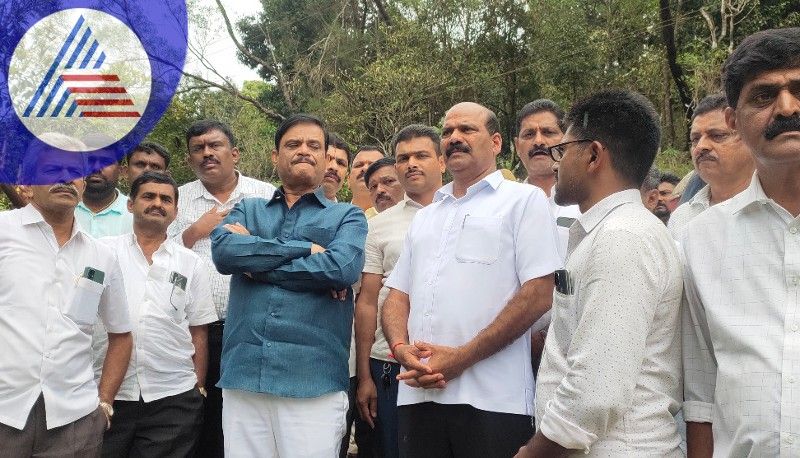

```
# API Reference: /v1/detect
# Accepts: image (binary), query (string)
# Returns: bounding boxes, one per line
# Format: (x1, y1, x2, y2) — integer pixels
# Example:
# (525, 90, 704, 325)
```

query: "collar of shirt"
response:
(20, 204, 88, 242)
(434, 169, 504, 202)
(269, 186, 332, 208)
(126, 232, 175, 258)
(729, 171, 787, 217)
(76, 189, 127, 216)
(577, 189, 642, 234)
(403, 196, 424, 209)
(688, 185, 711, 209)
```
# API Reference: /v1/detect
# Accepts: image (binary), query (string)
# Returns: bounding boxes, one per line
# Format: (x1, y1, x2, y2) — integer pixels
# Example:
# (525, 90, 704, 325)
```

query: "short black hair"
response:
(126, 142, 171, 168)
(328, 133, 351, 162)
(659, 171, 681, 186)
(363, 157, 397, 188)
(185, 120, 236, 149)
(565, 90, 661, 187)
(391, 124, 441, 156)
(356, 144, 386, 157)
(515, 99, 565, 136)
(640, 167, 661, 192)
(723, 27, 800, 108)
(274, 114, 329, 152)
(129, 171, 179, 201)
(692, 93, 728, 121)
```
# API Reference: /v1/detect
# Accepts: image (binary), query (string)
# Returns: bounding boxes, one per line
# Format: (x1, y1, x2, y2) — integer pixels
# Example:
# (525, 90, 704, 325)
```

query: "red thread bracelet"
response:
(391, 342, 407, 353)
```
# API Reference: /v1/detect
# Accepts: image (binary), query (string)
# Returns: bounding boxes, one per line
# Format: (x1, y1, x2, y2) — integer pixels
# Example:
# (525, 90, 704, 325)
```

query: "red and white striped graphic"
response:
(61, 70, 141, 118)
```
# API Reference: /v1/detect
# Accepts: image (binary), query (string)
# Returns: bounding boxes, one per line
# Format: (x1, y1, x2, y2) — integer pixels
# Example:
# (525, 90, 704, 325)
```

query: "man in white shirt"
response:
(167, 120, 275, 457)
(682, 27, 800, 457)
(0, 133, 132, 457)
(513, 99, 580, 372)
(365, 157, 406, 213)
(520, 90, 683, 457)
(382, 102, 562, 457)
(96, 172, 218, 457)
(667, 93, 754, 241)
(355, 124, 445, 458)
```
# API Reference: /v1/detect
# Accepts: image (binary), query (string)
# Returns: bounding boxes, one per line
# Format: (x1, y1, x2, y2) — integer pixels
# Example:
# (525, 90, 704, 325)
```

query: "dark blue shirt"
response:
(211, 187, 367, 397)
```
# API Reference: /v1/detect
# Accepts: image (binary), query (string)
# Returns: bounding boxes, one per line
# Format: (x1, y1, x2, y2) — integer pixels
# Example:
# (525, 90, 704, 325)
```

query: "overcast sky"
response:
(185, 0, 263, 87)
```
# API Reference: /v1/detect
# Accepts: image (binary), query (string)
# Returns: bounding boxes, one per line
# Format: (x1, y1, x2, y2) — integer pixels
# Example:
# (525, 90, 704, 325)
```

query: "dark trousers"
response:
(398, 402, 534, 458)
(369, 358, 400, 458)
(195, 320, 224, 458)
(0, 394, 106, 458)
(340, 376, 376, 457)
(102, 388, 204, 458)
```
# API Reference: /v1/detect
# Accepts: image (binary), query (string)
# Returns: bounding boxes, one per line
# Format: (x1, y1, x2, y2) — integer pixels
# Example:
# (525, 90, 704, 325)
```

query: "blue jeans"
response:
(370, 358, 400, 458)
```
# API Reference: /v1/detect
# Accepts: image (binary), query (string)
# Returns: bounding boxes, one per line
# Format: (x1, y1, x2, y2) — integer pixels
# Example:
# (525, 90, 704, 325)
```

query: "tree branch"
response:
(372, 0, 392, 25)
(182, 71, 285, 123)
(699, 7, 718, 49)
(659, 0, 693, 124)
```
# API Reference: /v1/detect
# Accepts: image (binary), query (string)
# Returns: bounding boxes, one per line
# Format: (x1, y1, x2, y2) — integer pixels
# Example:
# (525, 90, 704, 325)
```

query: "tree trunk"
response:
(659, 0, 693, 130)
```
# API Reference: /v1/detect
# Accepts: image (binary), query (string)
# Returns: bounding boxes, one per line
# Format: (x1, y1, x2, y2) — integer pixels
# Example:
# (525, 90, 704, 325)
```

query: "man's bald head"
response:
(445, 102, 501, 135)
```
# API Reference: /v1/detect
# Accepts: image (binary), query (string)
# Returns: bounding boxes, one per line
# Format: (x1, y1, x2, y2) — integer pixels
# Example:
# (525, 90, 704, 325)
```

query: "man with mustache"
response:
(382, 103, 561, 457)
(323, 133, 350, 201)
(211, 114, 367, 457)
(681, 28, 800, 457)
(75, 134, 134, 238)
(349, 146, 386, 217)
(667, 94, 754, 241)
(514, 99, 580, 259)
(94, 172, 217, 457)
(653, 172, 680, 224)
(0, 133, 133, 456)
(355, 124, 445, 458)
(365, 157, 405, 213)
(167, 120, 275, 458)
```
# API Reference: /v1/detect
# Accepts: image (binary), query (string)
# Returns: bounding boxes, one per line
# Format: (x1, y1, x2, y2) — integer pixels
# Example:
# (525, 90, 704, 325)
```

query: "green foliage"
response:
(655, 148, 693, 178)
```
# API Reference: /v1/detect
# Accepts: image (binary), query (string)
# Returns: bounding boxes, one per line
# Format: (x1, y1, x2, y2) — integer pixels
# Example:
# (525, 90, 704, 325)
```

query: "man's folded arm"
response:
(257, 207, 368, 290)
(210, 200, 313, 274)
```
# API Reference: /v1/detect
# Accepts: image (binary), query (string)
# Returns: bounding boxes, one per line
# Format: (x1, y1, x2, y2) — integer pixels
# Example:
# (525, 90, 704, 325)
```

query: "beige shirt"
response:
(682, 173, 800, 456)
(535, 190, 683, 456)
(363, 197, 423, 361)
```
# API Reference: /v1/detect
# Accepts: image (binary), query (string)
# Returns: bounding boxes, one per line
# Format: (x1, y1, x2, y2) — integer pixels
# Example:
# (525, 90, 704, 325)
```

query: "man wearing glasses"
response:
(516, 90, 683, 457)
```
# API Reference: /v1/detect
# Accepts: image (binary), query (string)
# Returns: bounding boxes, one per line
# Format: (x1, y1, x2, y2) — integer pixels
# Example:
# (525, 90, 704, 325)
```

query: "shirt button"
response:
(791, 227, 798, 234)
(788, 436, 795, 445)
(791, 277, 799, 286)
(793, 324, 799, 332)
(266, 343, 272, 348)
(790, 376, 796, 384)
(270, 312, 277, 318)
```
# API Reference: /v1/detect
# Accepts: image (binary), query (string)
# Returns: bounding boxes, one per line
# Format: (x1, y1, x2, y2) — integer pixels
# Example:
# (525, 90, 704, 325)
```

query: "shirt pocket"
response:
(64, 277, 104, 326)
(297, 226, 336, 247)
(167, 284, 188, 323)
(550, 290, 578, 338)
(455, 215, 502, 264)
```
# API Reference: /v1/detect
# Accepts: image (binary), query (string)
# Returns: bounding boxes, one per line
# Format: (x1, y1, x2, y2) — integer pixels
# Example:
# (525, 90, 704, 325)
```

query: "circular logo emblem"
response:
(9, 9, 151, 151)
(0, 2, 187, 185)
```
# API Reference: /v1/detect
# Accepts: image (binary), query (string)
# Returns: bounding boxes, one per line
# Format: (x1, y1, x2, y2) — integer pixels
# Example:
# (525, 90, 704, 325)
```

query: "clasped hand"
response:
(394, 341, 469, 389)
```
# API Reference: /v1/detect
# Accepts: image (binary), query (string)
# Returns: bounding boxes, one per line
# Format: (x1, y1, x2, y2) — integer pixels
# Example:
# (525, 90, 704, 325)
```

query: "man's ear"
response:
(231, 147, 240, 165)
(724, 106, 737, 131)
(271, 149, 279, 166)
(127, 197, 134, 214)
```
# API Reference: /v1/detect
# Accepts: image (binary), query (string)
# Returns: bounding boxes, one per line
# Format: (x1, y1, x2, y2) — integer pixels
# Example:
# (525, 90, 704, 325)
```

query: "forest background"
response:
(2, 0, 798, 207)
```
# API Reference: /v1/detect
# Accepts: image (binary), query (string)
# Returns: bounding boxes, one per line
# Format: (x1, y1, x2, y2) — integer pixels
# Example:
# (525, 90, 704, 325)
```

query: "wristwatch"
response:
(198, 386, 208, 398)
(99, 401, 114, 429)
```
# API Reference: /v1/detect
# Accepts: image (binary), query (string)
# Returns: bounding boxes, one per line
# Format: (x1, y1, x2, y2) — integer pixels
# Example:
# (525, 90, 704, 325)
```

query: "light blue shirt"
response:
(75, 189, 132, 238)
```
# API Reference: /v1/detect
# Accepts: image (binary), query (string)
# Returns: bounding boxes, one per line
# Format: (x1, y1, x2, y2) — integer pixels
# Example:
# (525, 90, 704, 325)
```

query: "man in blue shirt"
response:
(211, 114, 368, 457)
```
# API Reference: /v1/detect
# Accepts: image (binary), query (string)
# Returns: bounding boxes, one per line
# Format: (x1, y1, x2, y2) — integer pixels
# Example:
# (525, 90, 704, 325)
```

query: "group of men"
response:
(0, 26, 798, 458)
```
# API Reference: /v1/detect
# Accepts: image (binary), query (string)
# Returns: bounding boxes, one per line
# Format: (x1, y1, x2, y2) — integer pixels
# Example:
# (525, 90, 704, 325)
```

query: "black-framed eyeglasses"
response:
(547, 139, 593, 162)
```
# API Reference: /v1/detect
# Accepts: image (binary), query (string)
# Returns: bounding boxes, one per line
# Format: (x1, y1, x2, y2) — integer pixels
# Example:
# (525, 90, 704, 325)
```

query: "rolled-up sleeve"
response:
(539, 231, 663, 452)
(681, 241, 717, 423)
(515, 188, 563, 283)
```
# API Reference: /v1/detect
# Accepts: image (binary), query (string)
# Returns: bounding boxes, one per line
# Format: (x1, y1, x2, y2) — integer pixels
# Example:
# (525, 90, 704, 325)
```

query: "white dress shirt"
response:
(668, 185, 711, 242)
(363, 197, 423, 362)
(682, 173, 800, 457)
(167, 173, 275, 319)
(93, 234, 218, 402)
(387, 170, 562, 416)
(0, 205, 131, 430)
(535, 190, 683, 456)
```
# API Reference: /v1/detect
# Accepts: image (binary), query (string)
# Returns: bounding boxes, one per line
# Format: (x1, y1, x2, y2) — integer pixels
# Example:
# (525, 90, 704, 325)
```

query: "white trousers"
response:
(222, 388, 348, 458)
